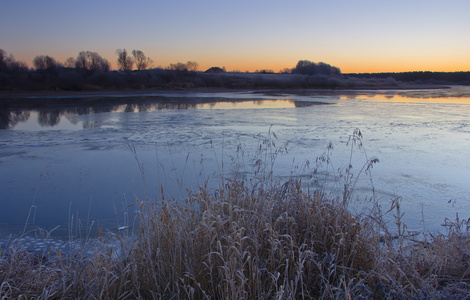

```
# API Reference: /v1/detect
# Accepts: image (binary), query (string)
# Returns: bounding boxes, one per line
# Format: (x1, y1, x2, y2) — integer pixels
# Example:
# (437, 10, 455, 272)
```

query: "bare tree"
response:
(63, 57, 75, 68)
(33, 55, 57, 72)
(185, 61, 199, 71)
(132, 50, 153, 70)
(88, 52, 102, 72)
(75, 51, 110, 72)
(75, 51, 88, 69)
(168, 62, 187, 71)
(168, 61, 197, 71)
(168, 61, 199, 71)
(0, 49, 6, 72)
(115, 49, 134, 71)
(0, 50, 27, 72)
(4, 53, 28, 72)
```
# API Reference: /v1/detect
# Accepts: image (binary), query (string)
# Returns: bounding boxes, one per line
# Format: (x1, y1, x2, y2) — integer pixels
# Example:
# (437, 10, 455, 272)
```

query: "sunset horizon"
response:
(3, 49, 470, 74)
(2, 1, 469, 74)
(2, 1, 470, 298)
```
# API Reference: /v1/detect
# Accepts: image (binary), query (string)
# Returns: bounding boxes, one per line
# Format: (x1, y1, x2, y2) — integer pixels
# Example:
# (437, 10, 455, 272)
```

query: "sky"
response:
(1, 0, 470, 73)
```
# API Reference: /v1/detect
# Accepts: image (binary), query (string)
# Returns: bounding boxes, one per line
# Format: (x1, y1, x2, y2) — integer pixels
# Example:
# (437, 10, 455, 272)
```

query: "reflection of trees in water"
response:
(293, 101, 327, 107)
(0, 111, 9, 129)
(64, 112, 80, 125)
(124, 104, 136, 112)
(64, 106, 95, 116)
(0, 97, 322, 129)
(0, 110, 31, 129)
(165, 102, 197, 110)
(10, 111, 31, 126)
(137, 103, 153, 112)
(38, 110, 61, 127)
(83, 120, 102, 129)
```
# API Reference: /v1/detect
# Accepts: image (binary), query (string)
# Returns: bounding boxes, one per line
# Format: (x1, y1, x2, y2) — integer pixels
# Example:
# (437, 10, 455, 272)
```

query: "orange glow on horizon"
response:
(9, 51, 470, 74)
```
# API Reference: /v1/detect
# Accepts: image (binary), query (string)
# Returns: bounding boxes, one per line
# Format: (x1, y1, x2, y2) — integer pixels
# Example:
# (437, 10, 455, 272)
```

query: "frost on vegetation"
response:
(1, 129, 470, 298)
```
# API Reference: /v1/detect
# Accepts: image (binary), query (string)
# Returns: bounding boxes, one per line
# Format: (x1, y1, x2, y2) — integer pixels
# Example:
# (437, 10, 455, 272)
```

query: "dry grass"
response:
(2, 129, 470, 299)
(131, 179, 377, 299)
(1, 178, 470, 299)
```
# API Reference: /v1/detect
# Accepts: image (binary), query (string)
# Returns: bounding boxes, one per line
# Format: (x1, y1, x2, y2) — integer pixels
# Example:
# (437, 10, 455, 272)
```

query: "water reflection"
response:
(4, 87, 469, 130)
(341, 93, 470, 103)
(0, 96, 324, 130)
(1, 87, 470, 236)
(38, 110, 61, 127)
(339, 87, 470, 103)
(0, 110, 30, 129)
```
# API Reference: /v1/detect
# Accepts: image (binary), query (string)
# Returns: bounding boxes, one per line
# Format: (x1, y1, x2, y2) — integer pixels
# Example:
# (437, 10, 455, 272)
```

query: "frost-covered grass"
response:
(1, 130, 470, 298)
(1, 179, 470, 298)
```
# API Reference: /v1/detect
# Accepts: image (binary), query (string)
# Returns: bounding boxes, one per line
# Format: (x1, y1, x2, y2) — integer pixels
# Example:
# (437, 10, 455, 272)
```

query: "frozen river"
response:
(1, 87, 470, 240)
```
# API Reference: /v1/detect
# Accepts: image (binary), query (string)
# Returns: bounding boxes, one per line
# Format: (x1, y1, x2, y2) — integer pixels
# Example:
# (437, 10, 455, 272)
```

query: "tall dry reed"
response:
(2, 129, 470, 298)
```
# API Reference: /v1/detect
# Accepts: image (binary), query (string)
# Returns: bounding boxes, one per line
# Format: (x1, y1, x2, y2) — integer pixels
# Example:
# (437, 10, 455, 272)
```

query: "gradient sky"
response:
(1, 0, 470, 73)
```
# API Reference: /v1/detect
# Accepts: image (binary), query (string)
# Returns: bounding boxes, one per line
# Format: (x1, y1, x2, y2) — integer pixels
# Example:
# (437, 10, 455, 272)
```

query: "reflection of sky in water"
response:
(111, 100, 298, 112)
(14, 89, 468, 131)
(195, 100, 297, 109)
(342, 93, 470, 104)
(3, 98, 306, 131)
(340, 86, 470, 104)
(1, 87, 470, 238)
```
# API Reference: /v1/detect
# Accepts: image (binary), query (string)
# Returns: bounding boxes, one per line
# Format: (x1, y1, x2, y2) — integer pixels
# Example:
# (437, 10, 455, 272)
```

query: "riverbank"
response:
(0, 83, 457, 106)
(2, 87, 470, 298)
(1, 178, 469, 298)
(1, 66, 462, 94)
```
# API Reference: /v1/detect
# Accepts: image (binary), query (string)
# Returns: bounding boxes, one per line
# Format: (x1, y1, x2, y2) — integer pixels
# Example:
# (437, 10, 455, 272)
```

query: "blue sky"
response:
(1, 0, 469, 72)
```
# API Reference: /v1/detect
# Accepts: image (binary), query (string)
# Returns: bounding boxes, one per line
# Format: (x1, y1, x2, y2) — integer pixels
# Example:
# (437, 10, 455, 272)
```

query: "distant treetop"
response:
(0, 48, 28, 73)
(292, 60, 341, 76)
(33, 55, 57, 72)
(74, 51, 110, 72)
(115, 49, 134, 71)
(204, 67, 226, 73)
(132, 50, 153, 71)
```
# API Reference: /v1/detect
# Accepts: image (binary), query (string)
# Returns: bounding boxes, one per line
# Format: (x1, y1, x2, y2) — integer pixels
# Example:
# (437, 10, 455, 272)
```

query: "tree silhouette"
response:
(132, 50, 152, 70)
(186, 61, 198, 71)
(168, 61, 199, 71)
(63, 57, 75, 68)
(0, 50, 28, 73)
(0, 49, 6, 72)
(169, 62, 187, 71)
(292, 60, 341, 76)
(116, 49, 134, 71)
(75, 51, 110, 72)
(33, 55, 57, 72)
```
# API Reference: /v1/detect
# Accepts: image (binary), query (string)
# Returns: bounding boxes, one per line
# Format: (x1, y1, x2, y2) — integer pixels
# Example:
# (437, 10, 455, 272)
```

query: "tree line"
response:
(4, 47, 468, 91)
(0, 48, 202, 74)
(346, 71, 470, 84)
(1, 48, 344, 75)
(0, 48, 351, 91)
(0, 49, 28, 73)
